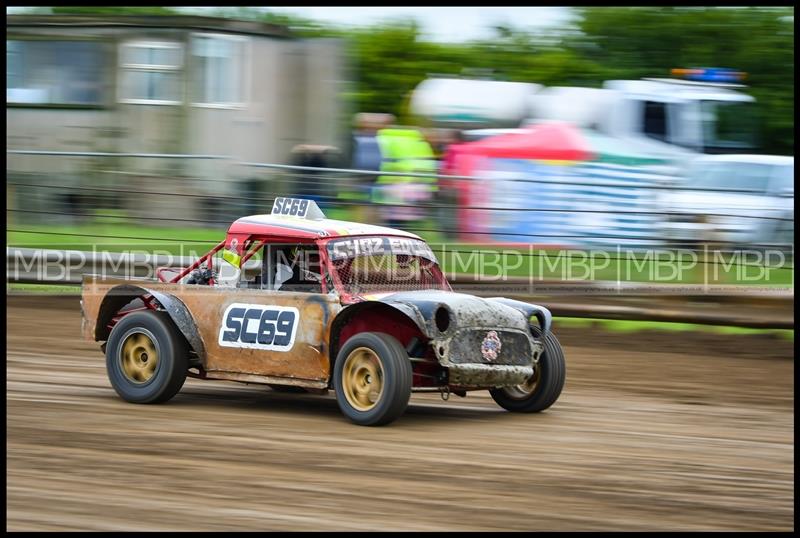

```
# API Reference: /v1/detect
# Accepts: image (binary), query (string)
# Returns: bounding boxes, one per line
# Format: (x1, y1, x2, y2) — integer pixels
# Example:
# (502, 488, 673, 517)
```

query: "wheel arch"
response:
(486, 297, 552, 334)
(95, 284, 205, 360)
(328, 301, 428, 370)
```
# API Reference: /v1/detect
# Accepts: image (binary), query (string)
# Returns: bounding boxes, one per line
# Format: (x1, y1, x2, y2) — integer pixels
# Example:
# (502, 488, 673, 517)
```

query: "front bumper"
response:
(447, 363, 535, 388)
(435, 330, 544, 388)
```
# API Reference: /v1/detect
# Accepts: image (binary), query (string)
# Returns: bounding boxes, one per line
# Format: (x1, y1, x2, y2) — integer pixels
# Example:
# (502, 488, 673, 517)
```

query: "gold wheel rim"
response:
(342, 347, 384, 412)
(120, 331, 159, 384)
(506, 366, 541, 400)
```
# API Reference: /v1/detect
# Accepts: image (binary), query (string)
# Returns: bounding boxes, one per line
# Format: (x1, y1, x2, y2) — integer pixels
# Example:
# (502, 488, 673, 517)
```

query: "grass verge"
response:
(8, 223, 794, 286)
(555, 316, 794, 341)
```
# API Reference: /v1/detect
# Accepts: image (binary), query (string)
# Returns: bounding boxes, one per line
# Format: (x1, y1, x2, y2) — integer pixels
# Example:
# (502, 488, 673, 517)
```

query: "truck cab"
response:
(602, 76, 757, 154)
(435, 68, 759, 163)
(528, 69, 758, 162)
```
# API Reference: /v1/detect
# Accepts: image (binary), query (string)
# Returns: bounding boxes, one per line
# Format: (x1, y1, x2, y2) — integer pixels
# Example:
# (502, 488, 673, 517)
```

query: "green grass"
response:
(7, 283, 82, 294)
(432, 243, 793, 286)
(8, 221, 794, 286)
(8, 223, 224, 257)
(555, 317, 794, 341)
(433, 243, 794, 287)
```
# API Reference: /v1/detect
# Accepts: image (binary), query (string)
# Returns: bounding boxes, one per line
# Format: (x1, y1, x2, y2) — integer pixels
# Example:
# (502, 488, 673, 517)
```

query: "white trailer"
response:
(409, 77, 542, 128)
(412, 69, 759, 163)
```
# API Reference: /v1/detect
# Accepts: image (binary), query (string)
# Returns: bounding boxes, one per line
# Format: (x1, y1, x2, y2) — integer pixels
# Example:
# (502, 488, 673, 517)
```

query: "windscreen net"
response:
(327, 236, 450, 295)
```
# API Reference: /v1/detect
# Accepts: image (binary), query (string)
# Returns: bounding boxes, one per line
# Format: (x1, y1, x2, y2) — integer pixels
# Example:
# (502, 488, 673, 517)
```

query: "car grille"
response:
(448, 329, 533, 367)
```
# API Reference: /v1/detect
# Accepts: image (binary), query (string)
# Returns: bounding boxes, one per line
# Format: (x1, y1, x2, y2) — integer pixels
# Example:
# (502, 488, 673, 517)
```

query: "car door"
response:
(173, 242, 342, 383)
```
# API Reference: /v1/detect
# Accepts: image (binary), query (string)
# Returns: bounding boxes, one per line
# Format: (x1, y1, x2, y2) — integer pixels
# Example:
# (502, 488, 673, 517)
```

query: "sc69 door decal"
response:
(218, 303, 299, 351)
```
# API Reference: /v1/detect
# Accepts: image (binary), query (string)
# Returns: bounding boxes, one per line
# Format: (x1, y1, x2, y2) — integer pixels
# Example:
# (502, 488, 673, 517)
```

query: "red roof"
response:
(226, 215, 422, 241)
(447, 121, 594, 163)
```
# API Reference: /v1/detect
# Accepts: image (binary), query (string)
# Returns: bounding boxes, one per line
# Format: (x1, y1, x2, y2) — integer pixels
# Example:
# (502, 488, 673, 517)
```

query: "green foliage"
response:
(282, 6, 793, 153)
(31, 6, 796, 153)
(571, 7, 794, 154)
(50, 6, 180, 16)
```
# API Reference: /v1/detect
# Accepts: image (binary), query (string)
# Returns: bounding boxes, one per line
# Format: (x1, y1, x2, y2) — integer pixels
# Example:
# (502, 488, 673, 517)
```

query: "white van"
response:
(659, 154, 794, 248)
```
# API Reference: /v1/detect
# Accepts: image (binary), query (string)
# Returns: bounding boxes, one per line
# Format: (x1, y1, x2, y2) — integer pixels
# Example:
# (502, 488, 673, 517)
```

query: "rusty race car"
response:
(81, 197, 565, 426)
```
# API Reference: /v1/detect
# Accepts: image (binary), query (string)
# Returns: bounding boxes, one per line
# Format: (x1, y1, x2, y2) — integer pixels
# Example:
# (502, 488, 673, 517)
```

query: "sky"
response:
(7, 6, 575, 43)
(254, 7, 576, 42)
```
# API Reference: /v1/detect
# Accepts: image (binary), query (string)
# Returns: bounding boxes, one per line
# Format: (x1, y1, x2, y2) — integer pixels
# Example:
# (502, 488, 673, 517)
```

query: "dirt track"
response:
(6, 295, 794, 531)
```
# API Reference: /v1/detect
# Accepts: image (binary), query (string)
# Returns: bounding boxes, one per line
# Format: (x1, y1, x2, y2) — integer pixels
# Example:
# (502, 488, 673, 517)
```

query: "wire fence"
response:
(6, 182, 794, 220)
(6, 150, 795, 258)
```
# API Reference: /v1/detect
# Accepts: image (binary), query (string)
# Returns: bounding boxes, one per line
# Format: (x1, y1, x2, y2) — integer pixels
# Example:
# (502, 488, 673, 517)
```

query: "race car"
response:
(81, 198, 565, 426)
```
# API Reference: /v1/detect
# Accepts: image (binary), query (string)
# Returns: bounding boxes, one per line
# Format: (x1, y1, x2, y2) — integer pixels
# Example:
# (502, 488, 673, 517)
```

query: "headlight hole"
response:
(435, 306, 450, 333)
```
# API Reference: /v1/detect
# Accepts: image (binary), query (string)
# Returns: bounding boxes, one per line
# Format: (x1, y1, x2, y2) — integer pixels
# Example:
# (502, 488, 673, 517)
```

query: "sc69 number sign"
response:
(271, 197, 309, 218)
(218, 303, 299, 351)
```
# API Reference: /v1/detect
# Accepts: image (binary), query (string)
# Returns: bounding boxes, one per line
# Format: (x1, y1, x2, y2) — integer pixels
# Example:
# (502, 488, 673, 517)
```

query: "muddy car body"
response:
(82, 198, 565, 425)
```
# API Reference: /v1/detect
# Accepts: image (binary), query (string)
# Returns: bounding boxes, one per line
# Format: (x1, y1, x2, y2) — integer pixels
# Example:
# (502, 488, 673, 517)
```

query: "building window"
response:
(7, 41, 22, 89)
(643, 101, 668, 141)
(6, 40, 107, 106)
(191, 34, 247, 106)
(119, 41, 183, 104)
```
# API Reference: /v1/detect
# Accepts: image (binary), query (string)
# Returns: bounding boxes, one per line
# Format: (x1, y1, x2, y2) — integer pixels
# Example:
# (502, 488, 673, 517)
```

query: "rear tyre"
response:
(490, 326, 565, 413)
(105, 310, 189, 404)
(333, 332, 412, 426)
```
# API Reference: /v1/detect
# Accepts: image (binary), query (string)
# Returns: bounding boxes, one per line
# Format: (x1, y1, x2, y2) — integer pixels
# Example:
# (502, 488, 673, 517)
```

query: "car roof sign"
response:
(271, 197, 326, 220)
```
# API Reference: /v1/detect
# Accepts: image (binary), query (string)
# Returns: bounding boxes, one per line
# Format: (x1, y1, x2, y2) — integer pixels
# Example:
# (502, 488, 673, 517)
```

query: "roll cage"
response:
(157, 233, 449, 302)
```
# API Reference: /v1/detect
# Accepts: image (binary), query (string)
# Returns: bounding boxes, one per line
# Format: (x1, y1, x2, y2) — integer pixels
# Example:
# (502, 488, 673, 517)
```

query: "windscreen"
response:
(770, 163, 794, 193)
(701, 100, 758, 151)
(691, 162, 775, 192)
(326, 236, 450, 295)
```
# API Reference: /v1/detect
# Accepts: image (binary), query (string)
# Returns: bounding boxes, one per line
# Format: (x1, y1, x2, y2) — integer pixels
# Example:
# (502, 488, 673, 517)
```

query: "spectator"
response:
(373, 128, 438, 230)
(350, 113, 396, 225)
(290, 144, 341, 203)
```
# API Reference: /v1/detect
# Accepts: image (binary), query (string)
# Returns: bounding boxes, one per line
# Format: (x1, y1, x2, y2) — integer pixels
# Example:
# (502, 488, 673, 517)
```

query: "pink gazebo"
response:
(441, 122, 595, 241)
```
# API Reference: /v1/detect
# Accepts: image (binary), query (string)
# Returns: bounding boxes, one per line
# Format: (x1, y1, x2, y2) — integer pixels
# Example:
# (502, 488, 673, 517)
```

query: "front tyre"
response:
(333, 332, 412, 426)
(490, 326, 565, 413)
(105, 310, 189, 404)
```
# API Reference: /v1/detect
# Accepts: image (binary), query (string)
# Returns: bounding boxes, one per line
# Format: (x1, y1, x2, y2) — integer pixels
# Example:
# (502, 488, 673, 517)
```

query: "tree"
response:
(571, 7, 794, 154)
(50, 6, 180, 16)
(28, 6, 795, 153)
